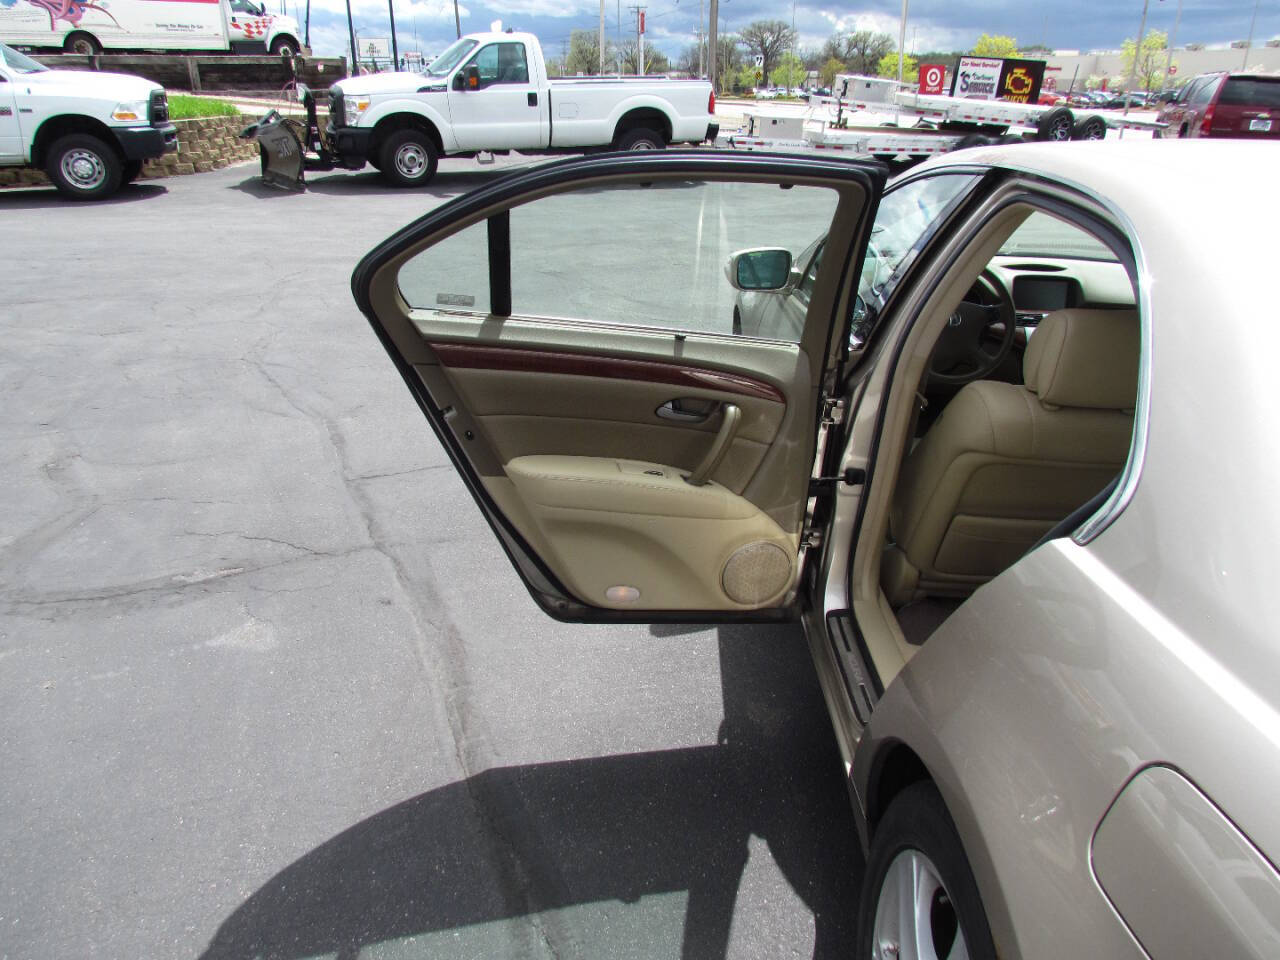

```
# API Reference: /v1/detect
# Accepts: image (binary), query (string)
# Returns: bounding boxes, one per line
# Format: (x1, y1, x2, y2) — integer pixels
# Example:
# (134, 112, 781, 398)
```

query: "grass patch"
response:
(168, 94, 240, 120)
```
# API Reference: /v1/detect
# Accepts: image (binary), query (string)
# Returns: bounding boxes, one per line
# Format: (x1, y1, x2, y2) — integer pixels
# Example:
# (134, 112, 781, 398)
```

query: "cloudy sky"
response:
(287, 0, 1279, 65)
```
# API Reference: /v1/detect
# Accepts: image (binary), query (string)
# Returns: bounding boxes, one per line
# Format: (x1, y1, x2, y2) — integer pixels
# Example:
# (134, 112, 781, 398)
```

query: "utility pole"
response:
(344, 0, 357, 77)
(452, 0, 460, 39)
(699, 0, 704, 76)
(617, 0, 622, 73)
(599, 0, 606, 74)
(1164, 0, 1183, 82)
(304, 0, 310, 47)
(1242, 0, 1261, 70)
(388, 0, 398, 70)
(896, 0, 908, 87)
(1121, 0, 1151, 135)
(707, 0, 717, 92)
(627, 5, 644, 75)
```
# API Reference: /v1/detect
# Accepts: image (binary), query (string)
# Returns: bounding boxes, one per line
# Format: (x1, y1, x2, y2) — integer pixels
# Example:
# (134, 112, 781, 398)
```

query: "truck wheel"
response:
(617, 127, 666, 151)
(380, 129, 438, 187)
(270, 36, 297, 56)
(121, 159, 143, 184)
(45, 133, 123, 200)
(1071, 114, 1107, 141)
(63, 31, 101, 55)
(1035, 106, 1075, 141)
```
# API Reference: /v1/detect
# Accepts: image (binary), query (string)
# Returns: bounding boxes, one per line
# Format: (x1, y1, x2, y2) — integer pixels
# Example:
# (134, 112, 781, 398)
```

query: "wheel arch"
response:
(610, 104, 674, 145)
(367, 107, 447, 157)
(865, 738, 934, 832)
(31, 114, 122, 167)
(269, 32, 300, 52)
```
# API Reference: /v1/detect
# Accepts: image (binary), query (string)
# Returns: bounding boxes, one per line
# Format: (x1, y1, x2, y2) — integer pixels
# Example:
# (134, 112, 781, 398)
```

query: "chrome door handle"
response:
(656, 398, 715, 422)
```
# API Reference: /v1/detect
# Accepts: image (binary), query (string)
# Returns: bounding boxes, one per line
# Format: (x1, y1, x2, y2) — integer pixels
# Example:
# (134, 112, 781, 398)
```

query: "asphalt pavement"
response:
(0, 158, 863, 958)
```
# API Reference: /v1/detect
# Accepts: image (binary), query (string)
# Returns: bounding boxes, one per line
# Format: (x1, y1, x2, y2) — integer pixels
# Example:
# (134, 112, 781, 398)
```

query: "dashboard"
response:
(986, 255, 1135, 329)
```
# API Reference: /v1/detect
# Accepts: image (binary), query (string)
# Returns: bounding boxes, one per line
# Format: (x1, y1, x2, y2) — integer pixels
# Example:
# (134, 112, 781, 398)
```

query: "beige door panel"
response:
(503, 455, 798, 610)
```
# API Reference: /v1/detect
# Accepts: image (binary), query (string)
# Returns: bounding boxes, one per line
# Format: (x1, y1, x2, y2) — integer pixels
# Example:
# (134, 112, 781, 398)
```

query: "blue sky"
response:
(284, 0, 1280, 65)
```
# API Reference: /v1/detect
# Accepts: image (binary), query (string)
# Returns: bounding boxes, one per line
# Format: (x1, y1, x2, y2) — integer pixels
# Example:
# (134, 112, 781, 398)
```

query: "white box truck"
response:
(0, 0, 302, 56)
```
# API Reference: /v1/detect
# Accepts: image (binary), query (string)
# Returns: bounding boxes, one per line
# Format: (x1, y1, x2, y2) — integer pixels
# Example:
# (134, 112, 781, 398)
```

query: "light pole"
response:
(1242, 0, 1261, 70)
(452, 0, 460, 39)
(896, 0, 908, 87)
(388, 0, 398, 70)
(1164, 0, 1183, 83)
(708, 0, 717, 93)
(1121, 0, 1151, 135)
(344, 0, 357, 77)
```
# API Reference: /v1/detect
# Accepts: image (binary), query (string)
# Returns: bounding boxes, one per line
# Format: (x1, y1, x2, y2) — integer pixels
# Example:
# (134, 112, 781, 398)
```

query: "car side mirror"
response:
(725, 248, 793, 291)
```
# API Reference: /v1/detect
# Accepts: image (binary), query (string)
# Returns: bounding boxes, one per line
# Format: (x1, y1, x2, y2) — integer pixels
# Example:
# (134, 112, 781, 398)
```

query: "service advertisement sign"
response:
(950, 56, 1045, 102)
(951, 56, 1003, 99)
(918, 63, 946, 95)
(996, 58, 1045, 103)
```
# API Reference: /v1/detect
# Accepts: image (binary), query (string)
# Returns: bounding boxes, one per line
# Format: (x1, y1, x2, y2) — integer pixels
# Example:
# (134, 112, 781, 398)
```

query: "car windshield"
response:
(425, 38, 478, 76)
(997, 212, 1118, 261)
(1, 43, 48, 74)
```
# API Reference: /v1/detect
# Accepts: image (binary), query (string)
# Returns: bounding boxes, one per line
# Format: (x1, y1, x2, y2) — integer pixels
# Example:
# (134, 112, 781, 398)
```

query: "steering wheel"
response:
(928, 270, 1018, 387)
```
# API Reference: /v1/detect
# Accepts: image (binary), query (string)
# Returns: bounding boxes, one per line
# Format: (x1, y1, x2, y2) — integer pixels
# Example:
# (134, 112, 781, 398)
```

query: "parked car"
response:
(0, 41, 177, 198)
(351, 141, 1280, 959)
(1157, 71, 1280, 138)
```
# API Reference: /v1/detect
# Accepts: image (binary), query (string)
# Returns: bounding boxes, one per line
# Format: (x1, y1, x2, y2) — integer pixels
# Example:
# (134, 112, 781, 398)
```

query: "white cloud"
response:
(307, 0, 462, 21)
(485, 0, 597, 17)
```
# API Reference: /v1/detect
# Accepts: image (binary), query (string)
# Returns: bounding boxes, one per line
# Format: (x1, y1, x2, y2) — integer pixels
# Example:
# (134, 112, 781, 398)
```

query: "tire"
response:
(121, 159, 143, 184)
(45, 133, 122, 200)
(856, 782, 997, 960)
(616, 127, 666, 151)
(63, 31, 101, 55)
(950, 133, 993, 152)
(1035, 106, 1075, 141)
(1071, 114, 1107, 141)
(270, 36, 297, 56)
(379, 128, 438, 188)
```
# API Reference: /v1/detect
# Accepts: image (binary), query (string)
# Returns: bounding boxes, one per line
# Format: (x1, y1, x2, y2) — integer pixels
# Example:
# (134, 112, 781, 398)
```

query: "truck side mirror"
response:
(465, 65, 480, 90)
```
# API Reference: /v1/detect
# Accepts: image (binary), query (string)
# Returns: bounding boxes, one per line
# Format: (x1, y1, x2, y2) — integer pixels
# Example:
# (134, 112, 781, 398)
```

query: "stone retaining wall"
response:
(0, 114, 257, 188)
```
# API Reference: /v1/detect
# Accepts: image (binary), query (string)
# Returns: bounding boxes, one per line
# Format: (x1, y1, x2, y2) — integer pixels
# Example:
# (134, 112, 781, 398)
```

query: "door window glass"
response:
(469, 43, 529, 87)
(1219, 78, 1280, 108)
(1190, 77, 1220, 105)
(398, 179, 842, 342)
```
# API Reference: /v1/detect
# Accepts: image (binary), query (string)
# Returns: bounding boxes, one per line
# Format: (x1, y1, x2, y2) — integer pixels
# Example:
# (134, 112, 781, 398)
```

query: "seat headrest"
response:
(1023, 309, 1140, 410)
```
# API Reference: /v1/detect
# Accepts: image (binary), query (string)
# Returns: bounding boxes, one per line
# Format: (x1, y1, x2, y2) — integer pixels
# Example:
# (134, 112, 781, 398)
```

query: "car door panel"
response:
(353, 152, 884, 619)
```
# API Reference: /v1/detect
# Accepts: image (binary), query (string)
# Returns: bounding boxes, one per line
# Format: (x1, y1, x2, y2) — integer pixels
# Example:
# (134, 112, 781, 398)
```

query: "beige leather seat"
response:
(883, 308, 1140, 606)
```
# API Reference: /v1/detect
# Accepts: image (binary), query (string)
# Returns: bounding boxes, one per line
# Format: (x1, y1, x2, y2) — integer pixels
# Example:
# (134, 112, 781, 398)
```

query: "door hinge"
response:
(821, 395, 845, 426)
(808, 467, 866, 495)
(800, 526, 823, 549)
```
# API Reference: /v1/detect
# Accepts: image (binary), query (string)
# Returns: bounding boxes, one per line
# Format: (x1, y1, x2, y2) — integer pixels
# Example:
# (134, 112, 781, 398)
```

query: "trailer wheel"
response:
(45, 133, 122, 200)
(1036, 106, 1075, 141)
(1071, 114, 1107, 141)
(380, 129, 439, 187)
(951, 133, 993, 151)
(617, 127, 666, 150)
(63, 31, 101, 55)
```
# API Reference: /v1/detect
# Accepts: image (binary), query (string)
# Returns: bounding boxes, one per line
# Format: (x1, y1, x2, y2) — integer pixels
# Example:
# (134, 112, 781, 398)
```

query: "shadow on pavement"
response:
(200, 623, 862, 959)
(228, 167, 525, 201)
(0, 182, 168, 209)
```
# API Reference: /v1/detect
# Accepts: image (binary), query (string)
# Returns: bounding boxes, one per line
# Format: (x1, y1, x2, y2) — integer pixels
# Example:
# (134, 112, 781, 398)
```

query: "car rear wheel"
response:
(856, 782, 996, 960)
(617, 127, 666, 151)
(380, 129, 439, 188)
(45, 133, 122, 200)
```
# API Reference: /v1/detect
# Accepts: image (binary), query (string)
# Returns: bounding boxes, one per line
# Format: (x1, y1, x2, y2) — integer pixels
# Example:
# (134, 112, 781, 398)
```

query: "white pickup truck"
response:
(0, 42, 177, 199)
(250, 29, 718, 189)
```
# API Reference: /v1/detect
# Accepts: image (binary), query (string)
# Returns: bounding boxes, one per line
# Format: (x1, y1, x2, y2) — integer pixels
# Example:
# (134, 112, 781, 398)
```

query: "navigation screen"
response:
(1014, 276, 1071, 312)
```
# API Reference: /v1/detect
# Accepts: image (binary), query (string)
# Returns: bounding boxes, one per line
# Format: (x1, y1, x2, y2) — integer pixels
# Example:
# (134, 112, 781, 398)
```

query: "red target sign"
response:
(919, 63, 946, 95)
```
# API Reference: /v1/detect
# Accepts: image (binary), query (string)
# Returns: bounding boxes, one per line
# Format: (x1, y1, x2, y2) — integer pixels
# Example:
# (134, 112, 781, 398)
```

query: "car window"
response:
(1, 43, 47, 73)
(468, 43, 529, 87)
(397, 180, 842, 342)
(426, 37, 477, 77)
(1190, 77, 1220, 105)
(795, 242, 825, 306)
(1219, 78, 1280, 109)
(997, 212, 1118, 261)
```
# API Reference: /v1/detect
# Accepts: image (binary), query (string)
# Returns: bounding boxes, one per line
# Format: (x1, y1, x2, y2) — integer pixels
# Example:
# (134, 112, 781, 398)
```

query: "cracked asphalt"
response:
(0, 158, 864, 959)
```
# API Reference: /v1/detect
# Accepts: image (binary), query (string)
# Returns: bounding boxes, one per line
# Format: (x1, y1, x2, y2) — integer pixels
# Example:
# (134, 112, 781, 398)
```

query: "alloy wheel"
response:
(871, 849, 968, 960)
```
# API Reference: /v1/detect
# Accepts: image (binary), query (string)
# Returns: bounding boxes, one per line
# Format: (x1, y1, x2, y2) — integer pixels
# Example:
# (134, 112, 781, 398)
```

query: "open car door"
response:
(352, 151, 884, 621)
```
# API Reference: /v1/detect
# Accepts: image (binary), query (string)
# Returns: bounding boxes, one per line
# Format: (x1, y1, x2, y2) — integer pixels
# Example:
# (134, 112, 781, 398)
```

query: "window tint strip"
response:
(488, 211, 512, 317)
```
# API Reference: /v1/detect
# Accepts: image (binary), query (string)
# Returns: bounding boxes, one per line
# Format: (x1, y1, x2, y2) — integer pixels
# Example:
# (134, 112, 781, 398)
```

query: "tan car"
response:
(353, 140, 1280, 958)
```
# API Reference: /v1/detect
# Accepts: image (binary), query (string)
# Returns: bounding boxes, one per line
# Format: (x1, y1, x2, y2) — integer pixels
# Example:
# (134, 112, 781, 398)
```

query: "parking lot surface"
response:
(0, 161, 862, 958)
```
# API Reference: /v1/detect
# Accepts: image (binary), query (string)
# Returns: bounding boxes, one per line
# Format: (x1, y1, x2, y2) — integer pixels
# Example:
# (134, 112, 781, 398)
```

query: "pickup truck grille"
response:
(329, 87, 344, 127)
(149, 90, 169, 126)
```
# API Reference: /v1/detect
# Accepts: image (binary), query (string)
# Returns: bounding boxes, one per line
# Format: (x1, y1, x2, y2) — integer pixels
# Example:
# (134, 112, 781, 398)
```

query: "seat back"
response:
(885, 309, 1140, 604)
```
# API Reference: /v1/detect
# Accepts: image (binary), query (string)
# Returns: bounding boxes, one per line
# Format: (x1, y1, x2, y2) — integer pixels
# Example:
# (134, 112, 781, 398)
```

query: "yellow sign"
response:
(1003, 67, 1033, 102)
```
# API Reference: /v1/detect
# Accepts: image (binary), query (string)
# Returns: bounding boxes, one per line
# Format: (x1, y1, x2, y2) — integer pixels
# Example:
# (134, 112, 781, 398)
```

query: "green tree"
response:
(773, 52, 806, 92)
(739, 19, 796, 87)
(821, 29, 895, 75)
(972, 33, 1018, 57)
(1122, 29, 1170, 93)
(619, 40, 669, 75)
(737, 62, 761, 92)
(566, 29, 604, 75)
(820, 56, 844, 88)
(877, 51, 917, 83)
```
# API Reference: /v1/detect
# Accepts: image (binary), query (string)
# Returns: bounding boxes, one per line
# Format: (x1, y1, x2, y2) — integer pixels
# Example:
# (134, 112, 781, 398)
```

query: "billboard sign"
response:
(918, 63, 946, 95)
(950, 55, 1045, 103)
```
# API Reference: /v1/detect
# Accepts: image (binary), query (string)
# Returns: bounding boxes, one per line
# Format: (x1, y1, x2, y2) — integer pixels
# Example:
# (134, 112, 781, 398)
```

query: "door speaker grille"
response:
(721, 541, 792, 605)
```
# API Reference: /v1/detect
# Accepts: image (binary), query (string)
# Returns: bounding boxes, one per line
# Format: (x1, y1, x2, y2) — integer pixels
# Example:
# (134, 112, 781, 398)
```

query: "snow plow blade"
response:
(240, 110, 307, 192)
